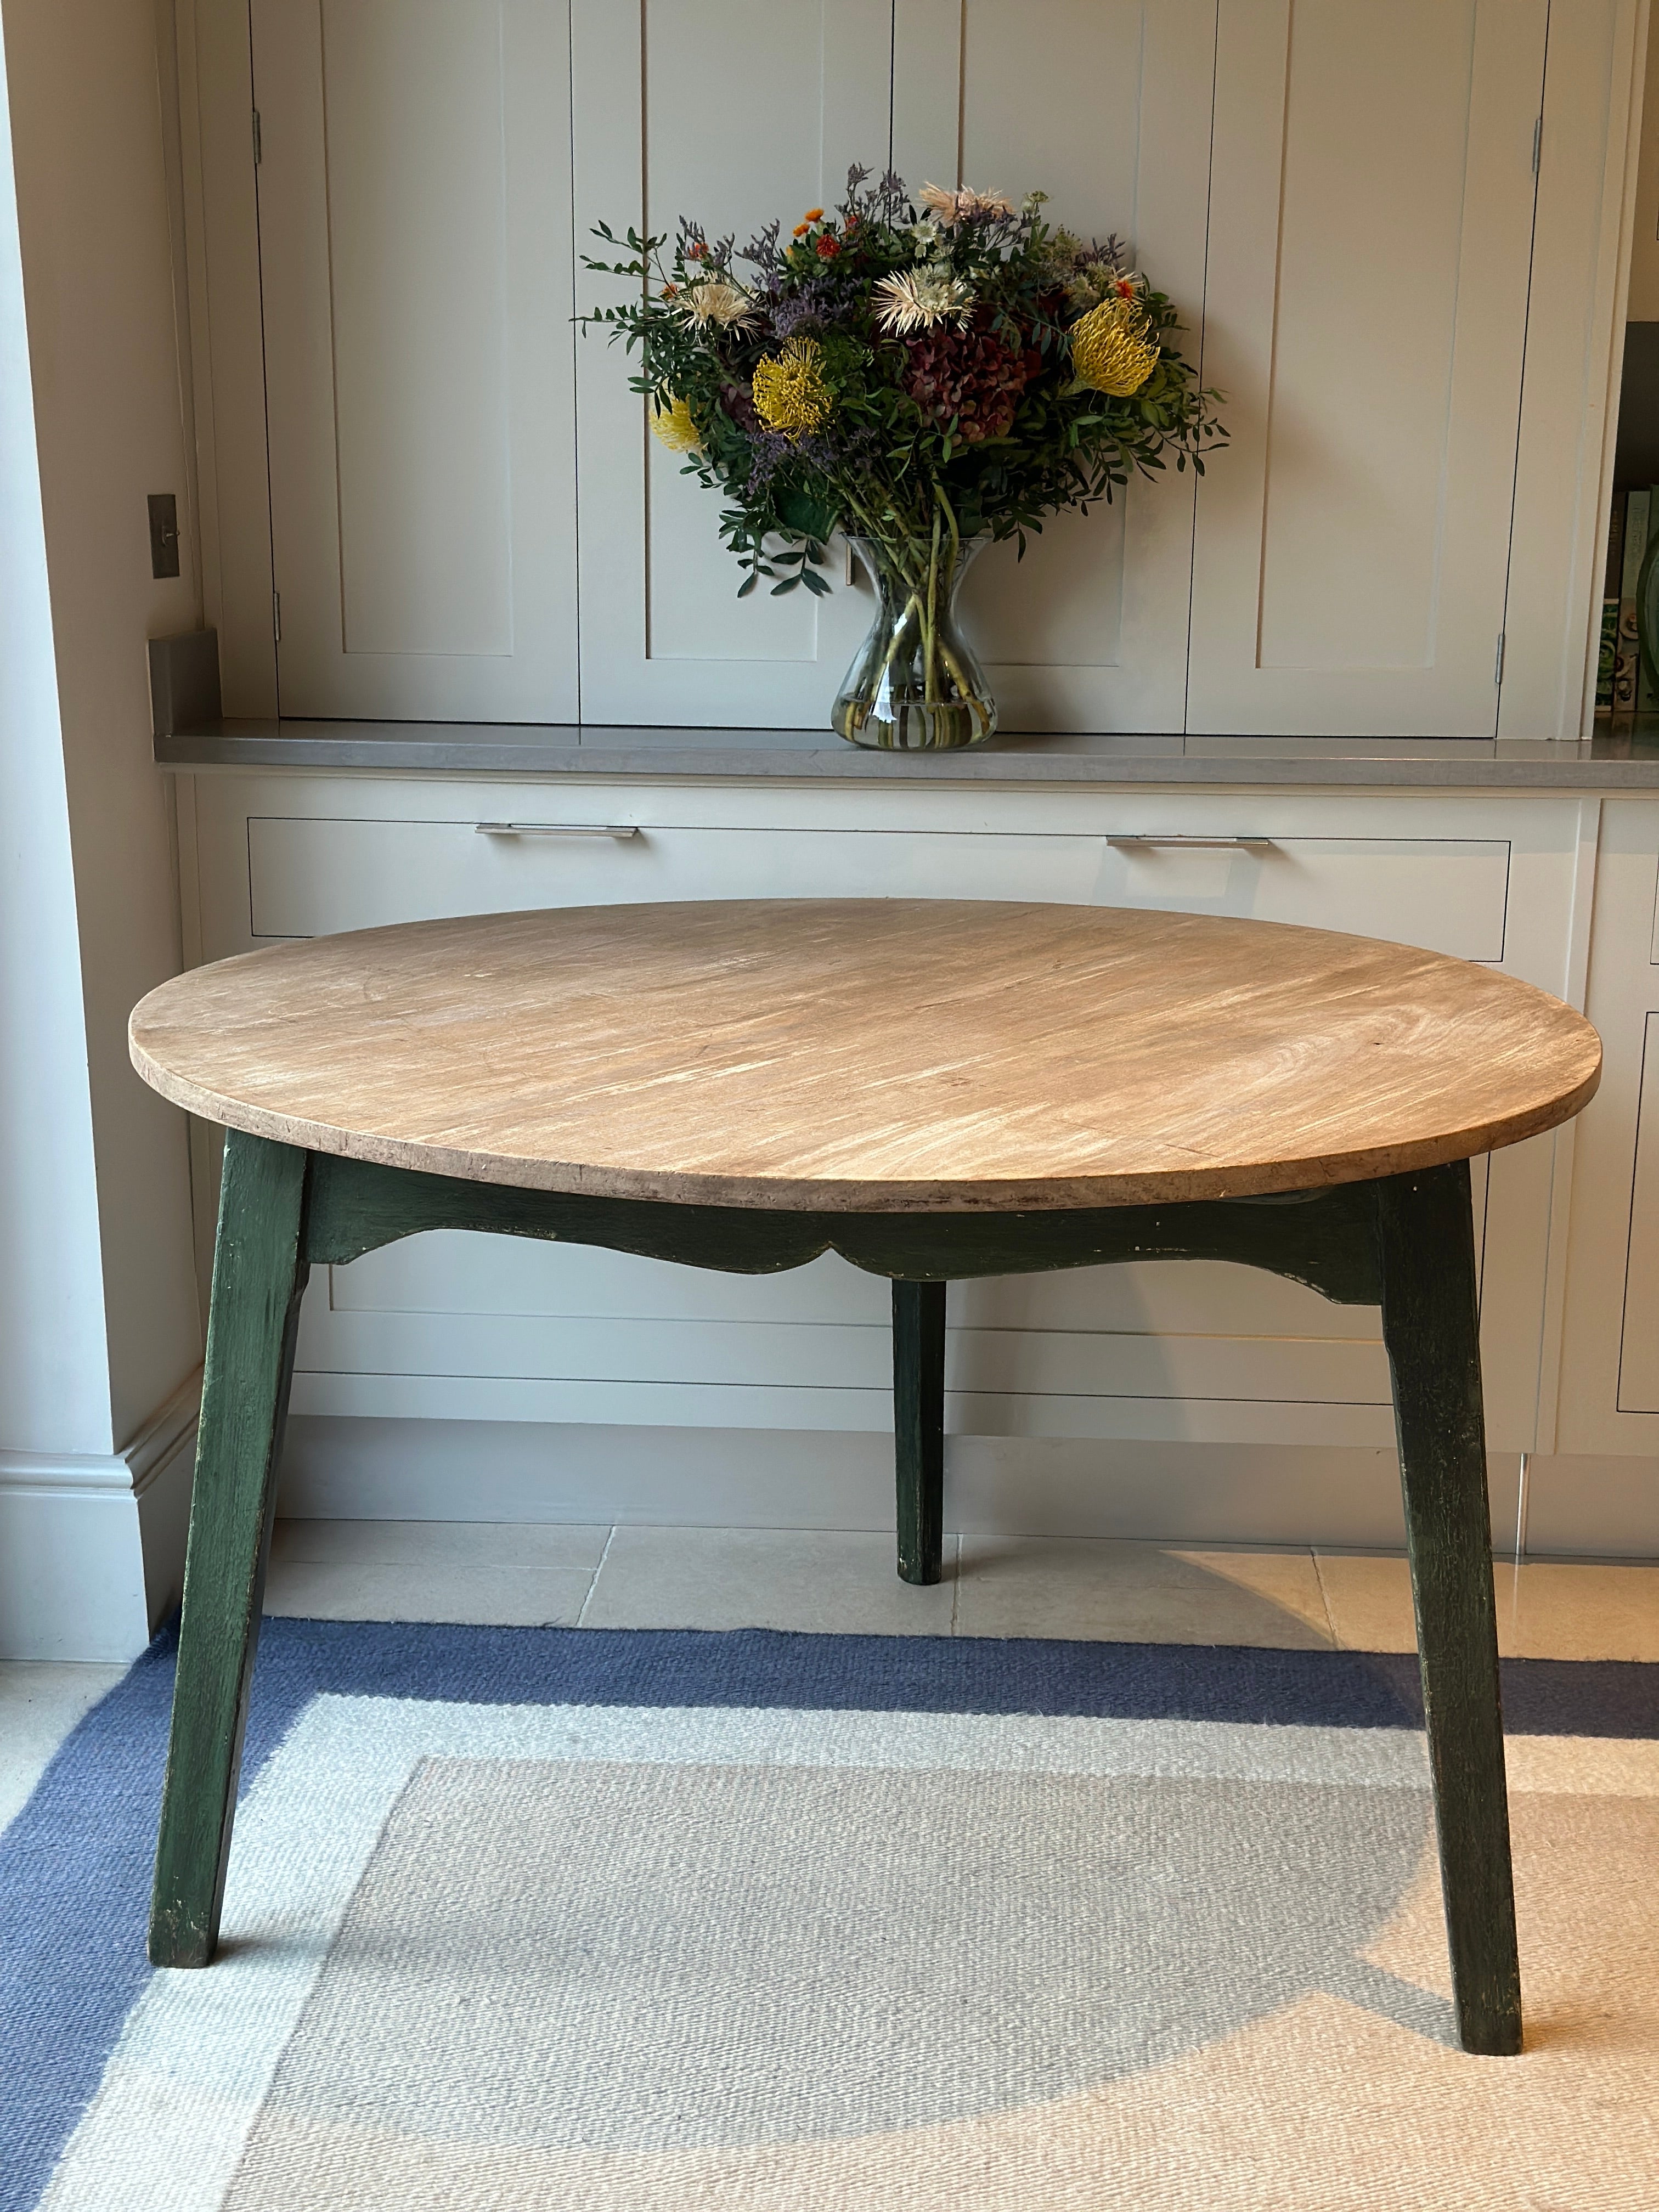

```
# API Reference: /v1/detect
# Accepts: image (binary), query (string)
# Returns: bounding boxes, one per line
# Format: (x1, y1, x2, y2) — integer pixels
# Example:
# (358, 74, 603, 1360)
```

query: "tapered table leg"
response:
(1376, 1160, 1522, 2056)
(148, 1132, 311, 1968)
(892, 1279, 946, 1585)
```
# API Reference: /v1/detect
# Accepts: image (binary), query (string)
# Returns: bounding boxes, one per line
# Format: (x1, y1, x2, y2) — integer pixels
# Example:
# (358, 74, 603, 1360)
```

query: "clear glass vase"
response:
(832, 534, 997, 751)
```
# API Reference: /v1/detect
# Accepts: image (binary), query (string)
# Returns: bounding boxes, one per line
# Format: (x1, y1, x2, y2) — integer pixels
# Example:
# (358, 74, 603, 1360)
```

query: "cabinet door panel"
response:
(244, 812, 1509, 962)
(251, 0, 577, 720)
(1188, 0, 1547, 735)
(572, 1, 890, 726)
(894, 0, 1217, 732)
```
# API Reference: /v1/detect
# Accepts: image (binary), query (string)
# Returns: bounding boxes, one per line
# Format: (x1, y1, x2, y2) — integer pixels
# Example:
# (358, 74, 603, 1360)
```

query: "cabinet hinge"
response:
(252, 108, 262, 167)
(1494, 630, 1506, 687)
(273, 589, 281, 645)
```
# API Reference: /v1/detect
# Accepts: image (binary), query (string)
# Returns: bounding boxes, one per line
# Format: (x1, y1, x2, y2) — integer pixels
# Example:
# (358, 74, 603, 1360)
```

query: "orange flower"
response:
(792, 223, 811, 238)
(803, 207, 824, 222)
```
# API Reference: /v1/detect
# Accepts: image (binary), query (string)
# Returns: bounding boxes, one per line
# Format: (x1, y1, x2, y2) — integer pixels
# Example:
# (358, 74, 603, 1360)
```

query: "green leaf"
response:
(776, 486, 840, 541)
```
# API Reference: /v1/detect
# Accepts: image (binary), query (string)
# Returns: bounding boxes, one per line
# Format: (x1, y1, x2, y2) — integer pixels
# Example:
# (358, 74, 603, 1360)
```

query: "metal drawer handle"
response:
(1107, 834, 1277, 851)
(475, 821, 641, 840)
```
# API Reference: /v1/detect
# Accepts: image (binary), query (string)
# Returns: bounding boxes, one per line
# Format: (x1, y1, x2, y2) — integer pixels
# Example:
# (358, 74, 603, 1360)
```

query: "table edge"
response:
(128, 1039, 1603, 1215)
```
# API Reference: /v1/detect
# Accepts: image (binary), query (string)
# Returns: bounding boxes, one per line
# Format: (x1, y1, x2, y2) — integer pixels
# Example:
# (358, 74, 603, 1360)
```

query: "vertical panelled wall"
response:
(573, 0, 1214, 731)
(892, 1, 1216, 733)
(196, 2, 1635, 733)
(1188, 0, 1548, 737)
(251, 0, 578, 720)
(572, 2, 890, 726)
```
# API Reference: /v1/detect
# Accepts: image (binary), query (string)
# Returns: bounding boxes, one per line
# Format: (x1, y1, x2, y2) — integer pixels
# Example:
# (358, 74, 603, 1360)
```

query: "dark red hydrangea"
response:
(900, 312, 1042, 443)
(719, 380, 763, 436)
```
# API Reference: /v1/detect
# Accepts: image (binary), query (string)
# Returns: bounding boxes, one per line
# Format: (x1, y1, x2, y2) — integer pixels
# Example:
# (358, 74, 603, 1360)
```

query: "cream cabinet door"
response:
(1187, 0, 1547, 737)
(250, 0, 579, 721)
(571, 1, 891, 728)
(892, 0, 1218, 733)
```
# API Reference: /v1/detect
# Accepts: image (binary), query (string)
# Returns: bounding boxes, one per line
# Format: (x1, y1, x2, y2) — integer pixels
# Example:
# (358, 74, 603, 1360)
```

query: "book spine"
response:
(1609, 488, 1627, 596)
(1599, 493, 1626, 712)
(1615, 488, 1649, 725)
(1598, 597, 1620, 713)
(1639, 489, 1659, 715)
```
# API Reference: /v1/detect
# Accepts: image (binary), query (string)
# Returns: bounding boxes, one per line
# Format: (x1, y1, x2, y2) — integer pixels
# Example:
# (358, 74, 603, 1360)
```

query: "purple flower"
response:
(772, 275, 841, 339)
(739, 220, 782, 270)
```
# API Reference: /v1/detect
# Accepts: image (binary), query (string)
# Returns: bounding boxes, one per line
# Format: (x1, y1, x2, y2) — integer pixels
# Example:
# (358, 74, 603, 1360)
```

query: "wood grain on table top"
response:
(128, 900, 1602, 1212)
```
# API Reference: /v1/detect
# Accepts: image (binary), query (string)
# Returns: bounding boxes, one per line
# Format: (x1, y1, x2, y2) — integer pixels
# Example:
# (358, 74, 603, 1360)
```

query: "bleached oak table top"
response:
(128, 900, 1602, 1214)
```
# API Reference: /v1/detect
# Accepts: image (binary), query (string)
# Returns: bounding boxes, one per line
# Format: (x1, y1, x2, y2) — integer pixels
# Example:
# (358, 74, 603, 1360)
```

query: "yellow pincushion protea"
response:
(650, 393, 702, 454)
(751, 336, 833, 439)
(1068, 300, 1160, 398)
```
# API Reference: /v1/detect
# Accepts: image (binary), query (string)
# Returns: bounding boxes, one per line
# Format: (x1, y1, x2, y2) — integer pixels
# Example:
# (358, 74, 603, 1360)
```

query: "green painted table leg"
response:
(148, 1132, 311, 1968)
(893, 1279, 946, 1585)
(1376, 1160, 1522, 2056)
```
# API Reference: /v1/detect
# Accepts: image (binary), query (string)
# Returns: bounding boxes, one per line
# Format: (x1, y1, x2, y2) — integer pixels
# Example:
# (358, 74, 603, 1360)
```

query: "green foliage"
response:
(580, 173, 1226, 596)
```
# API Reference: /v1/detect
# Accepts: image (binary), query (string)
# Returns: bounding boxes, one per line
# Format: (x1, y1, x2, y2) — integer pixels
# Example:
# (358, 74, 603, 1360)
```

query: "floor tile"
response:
(1312, 1553, 1419, 1654)
(1500, 1561, 1659, 1662)
(954, 1538, 1333, 1646)
(263, 1559, 596, 1627)
(578, 1526, 959, 1634)
(271, 1518, 610, 1572)
(0, 1662, 127, 1836)
(1315, 1553, 1659, 1661)
(1167, 1549, 1335, 1640)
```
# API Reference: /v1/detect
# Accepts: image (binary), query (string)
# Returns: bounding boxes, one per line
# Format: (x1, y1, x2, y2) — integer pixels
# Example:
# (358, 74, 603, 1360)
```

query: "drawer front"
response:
(247, 813, 1510, 961)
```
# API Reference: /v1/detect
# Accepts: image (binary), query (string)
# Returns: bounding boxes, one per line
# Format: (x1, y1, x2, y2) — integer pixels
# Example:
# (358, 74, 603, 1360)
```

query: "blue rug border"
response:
(3, 1615, 1656, 2210)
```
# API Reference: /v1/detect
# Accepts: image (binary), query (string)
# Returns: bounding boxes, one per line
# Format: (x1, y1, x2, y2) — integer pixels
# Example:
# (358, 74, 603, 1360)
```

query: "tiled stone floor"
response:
(0, 1662, 127, 1838)
(257, 1517, 1659, 1662)
(5, 1522, 1658, 1842)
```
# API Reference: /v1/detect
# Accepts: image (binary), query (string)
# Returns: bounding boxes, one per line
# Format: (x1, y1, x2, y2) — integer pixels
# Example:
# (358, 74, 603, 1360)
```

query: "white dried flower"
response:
(872, 268, 975, 335)
(917, 182, 1014, 225)
(678, 277, 759, 331)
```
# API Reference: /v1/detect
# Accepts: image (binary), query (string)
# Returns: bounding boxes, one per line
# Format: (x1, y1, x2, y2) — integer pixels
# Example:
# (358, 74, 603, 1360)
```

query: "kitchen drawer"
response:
(247, 812, 1509, 960)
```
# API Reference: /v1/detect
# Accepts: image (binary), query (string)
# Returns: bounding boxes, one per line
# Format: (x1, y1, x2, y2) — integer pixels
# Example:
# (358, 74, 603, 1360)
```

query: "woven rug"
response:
(4, 1622, 1658, 2210)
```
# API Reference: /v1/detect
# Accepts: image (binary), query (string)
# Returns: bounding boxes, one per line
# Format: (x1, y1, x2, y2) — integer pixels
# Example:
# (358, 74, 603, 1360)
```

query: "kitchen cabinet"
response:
(182, 0, 1638, 735)
(1187, 0, 1546, 736)
(172, 766, 1607, 1544)
(247, 0, 579, 721)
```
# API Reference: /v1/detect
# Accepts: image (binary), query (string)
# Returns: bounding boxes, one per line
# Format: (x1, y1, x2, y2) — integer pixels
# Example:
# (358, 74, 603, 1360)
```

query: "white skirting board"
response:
(275, 1416, 1568, 1555)
(0, 1372, 201, 1661)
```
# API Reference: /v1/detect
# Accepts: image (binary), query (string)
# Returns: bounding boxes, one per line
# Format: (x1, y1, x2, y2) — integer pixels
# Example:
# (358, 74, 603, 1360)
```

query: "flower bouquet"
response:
(583, 167, 1224, 748)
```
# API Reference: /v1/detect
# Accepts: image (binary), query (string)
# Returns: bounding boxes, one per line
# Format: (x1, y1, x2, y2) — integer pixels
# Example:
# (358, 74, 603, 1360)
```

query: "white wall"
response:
(0, 21, 110, 1457)
(0, 0, 204, 1656)
(1627, 0, 1659, 318)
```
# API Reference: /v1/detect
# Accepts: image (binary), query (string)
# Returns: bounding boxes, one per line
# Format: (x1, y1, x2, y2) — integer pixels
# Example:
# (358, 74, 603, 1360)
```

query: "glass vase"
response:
(832, 534, 997, 751)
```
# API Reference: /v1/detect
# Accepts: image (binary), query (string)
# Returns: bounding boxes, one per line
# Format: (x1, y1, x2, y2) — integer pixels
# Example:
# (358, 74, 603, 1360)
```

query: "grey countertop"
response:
(154, 718, 1659, 789)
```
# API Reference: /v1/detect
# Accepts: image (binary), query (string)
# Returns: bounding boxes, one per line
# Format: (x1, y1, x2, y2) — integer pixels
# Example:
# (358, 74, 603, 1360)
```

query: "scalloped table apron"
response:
(127, 898, 1604, 2056)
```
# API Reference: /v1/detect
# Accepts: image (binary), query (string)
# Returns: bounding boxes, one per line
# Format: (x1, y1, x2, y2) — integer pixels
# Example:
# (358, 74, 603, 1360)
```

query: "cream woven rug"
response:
(7, 1622, 1657, 2210)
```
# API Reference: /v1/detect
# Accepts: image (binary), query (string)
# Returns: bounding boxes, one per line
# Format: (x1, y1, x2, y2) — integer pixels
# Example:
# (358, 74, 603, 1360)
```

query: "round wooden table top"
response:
(128, 900, 1602, 1214)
